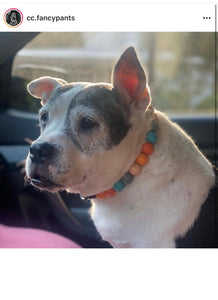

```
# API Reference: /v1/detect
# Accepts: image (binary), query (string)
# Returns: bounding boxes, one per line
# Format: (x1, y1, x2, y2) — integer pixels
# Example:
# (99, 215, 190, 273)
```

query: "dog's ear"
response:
(112, 47, 151, 110)
(27, 76, 67, 105)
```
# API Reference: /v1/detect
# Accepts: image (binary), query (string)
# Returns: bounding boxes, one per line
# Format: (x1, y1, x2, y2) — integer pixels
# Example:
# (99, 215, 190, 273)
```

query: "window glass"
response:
(11, 32, 215, 114)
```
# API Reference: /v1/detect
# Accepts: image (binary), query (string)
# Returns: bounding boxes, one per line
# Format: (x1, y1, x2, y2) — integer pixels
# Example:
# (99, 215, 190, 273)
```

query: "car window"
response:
(11, 32, 215, 114)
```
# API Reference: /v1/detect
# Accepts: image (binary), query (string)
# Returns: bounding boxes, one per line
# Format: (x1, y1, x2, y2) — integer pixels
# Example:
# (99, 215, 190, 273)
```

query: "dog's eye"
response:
(40, 112, 48, 125)
(79, 117, 98, 132)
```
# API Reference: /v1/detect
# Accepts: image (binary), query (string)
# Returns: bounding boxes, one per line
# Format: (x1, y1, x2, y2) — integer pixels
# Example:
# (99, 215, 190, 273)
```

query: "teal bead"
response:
(121, 172, 133, 185)
(146, 131, 157, 144)
(113, 180, 125, 192)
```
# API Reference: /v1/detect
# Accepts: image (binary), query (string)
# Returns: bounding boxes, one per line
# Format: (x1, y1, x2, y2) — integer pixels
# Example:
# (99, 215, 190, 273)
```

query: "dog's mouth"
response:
(28, 173, 63, 191)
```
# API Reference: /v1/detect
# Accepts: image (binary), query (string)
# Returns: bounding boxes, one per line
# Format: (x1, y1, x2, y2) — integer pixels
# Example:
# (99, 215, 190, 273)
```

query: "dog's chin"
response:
(28, 176, 64, 193)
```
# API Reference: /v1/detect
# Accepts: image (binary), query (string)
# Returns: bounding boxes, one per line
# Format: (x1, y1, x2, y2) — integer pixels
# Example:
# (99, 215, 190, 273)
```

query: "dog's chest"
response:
(91, 180, 163, 248)
(92, 195, 140, 248)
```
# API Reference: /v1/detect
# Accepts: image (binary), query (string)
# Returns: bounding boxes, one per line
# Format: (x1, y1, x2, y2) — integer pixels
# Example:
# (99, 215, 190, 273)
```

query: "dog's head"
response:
(25, 47, 152, 197)
(10, 12, 18, 25)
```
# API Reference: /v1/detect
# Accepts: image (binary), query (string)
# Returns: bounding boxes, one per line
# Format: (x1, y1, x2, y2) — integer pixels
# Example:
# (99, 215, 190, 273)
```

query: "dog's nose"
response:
(30, 142, 55, 164)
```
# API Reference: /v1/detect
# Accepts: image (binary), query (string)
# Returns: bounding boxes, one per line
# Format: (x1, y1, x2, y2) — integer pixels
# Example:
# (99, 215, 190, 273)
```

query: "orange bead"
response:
(129, 163, 142, 176)
(136, 153, 149, 166)
(104, 188, 116, 197)
(96, 192, 107, 199)
(142, 142, 154, 155)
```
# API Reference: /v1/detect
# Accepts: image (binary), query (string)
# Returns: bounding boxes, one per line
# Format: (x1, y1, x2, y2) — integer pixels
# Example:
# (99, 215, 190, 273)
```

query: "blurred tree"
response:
(183, 32, 215, 61)
(11, 32, 215, 113)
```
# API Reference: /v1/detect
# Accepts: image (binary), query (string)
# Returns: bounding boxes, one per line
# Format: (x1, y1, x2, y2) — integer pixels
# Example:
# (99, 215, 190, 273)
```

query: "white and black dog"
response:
(26, 47, 215, 247)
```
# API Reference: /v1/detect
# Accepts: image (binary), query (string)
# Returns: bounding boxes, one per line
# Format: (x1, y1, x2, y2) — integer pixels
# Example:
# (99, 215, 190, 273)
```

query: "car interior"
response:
(0, 32, 217, 248)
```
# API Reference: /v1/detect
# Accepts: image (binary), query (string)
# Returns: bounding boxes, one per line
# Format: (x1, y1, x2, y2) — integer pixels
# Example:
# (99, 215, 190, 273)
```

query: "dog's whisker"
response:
(25, 137, 33, 145)
(24, 174, 31, 187)
(17, 159, 26, 167)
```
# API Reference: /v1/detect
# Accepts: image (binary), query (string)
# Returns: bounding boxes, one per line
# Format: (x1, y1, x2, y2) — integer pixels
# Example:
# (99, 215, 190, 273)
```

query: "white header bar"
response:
(0, 3, 216, 32)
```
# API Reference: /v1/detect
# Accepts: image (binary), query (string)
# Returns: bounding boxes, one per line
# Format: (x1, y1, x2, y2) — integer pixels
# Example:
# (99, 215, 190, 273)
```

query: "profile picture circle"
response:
(4, 8, 23, 28)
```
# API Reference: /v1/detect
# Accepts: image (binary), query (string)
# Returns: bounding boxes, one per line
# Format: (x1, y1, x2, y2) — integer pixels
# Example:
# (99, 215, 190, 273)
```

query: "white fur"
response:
(91, 111, 214, 248)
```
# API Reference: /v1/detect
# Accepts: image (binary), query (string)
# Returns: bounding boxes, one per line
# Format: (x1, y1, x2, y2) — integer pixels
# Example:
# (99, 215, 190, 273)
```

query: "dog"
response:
(26, 47, 215, 247)
(9, 12, 18, 26)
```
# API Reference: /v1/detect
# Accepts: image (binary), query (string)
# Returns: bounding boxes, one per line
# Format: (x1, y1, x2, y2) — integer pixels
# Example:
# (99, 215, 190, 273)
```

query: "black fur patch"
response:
(66, 84, 131, 154)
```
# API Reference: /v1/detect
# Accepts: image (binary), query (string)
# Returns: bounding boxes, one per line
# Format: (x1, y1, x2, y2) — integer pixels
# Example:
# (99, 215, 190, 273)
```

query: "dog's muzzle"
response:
(27, 141, 63, 190)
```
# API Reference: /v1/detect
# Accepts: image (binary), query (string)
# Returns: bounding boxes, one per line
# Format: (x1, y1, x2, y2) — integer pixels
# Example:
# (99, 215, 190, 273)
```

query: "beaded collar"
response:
(82, 106, 158, 201)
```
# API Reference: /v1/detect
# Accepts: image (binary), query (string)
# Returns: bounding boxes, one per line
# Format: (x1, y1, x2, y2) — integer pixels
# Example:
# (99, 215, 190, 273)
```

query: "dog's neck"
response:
(81, 106, 159, 201)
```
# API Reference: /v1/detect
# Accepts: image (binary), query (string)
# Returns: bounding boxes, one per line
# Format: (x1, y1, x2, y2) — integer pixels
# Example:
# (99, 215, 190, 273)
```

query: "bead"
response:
(104, 188, 116, 197)
(142, 142, 154, 155)
(113, 180, 125, 192)
(136, 153, 149, 166)
(96, 192, 107, 199)
(121, 172, 134, 185)
(151, 120, 159, 133)
(146, 131, 157, 144)
(129, 163, 142, 176)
